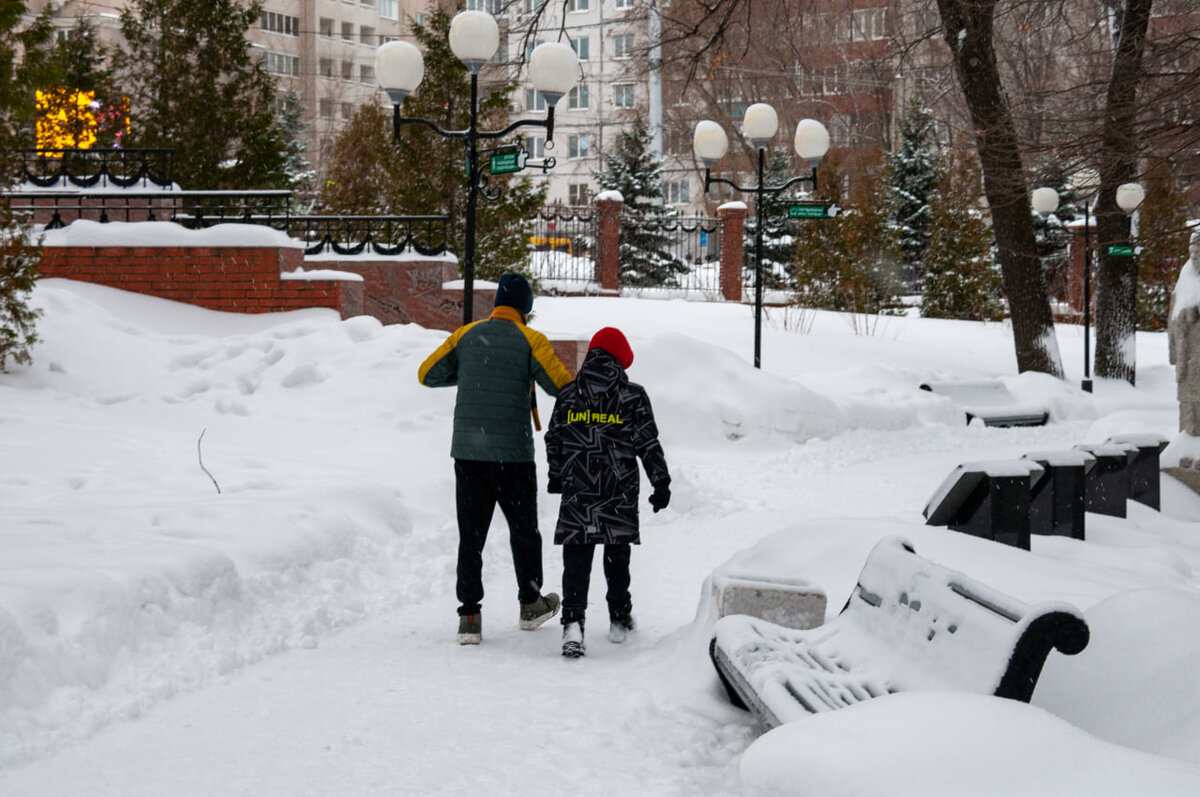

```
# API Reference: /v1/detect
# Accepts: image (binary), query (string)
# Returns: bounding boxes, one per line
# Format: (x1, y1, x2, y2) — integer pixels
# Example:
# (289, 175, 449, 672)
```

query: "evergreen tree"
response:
(115, 0, 288, 189)
(0, 1, 51, 370)
(1030, 157, 1082, 303)
(791, 151, 903, 320)
(921, 154, 1003, 321)
(1135, 159, 1191, 331)
(320, 7, 545, 281)
(594, 117, 687, 287)
(278, 90, 315, 199)
(744, 148, 804, 290)
(887, 100, 942, 290)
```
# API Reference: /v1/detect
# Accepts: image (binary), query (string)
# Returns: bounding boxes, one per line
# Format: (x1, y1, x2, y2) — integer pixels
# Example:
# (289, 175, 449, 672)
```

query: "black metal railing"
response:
(6, 190, 292, 228)
(283, 215, 447, 256)
(19, 148, 175, 189)
(5, 191, 448, 256)
(526, 205, 597, 289)
(620, 213, 722, 292)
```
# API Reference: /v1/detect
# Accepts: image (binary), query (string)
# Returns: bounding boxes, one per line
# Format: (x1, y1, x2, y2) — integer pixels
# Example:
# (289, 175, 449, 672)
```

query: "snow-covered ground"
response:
(2, 278, 1199, 795)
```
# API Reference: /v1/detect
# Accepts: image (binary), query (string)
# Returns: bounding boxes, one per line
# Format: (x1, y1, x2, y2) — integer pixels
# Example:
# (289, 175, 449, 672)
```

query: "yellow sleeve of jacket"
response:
(417, 322, 482, 387)
(521, 326, 573, 396)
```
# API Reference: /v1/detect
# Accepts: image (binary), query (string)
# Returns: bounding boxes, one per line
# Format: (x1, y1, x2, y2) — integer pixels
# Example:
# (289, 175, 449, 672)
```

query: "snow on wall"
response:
(42, 220, 302, 249)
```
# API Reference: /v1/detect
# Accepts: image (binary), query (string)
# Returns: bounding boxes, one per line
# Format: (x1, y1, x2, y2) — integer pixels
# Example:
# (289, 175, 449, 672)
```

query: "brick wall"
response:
(39, 244, 356, 315)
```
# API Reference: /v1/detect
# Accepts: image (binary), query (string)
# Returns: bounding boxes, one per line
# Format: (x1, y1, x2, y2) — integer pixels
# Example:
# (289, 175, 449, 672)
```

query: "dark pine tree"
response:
(887, 100, 941, 290)
(116, 0, 288, 189)
(595, 117, 688, 287)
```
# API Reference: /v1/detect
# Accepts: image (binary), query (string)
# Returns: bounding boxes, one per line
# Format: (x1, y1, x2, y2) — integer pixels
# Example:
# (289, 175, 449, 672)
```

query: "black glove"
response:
(547, 476, 562, 494)
(649, 484, 671, 513)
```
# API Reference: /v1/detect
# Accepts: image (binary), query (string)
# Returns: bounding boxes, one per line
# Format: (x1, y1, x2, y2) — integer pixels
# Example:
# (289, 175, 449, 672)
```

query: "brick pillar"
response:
(595, 194, 623, 294)
(718, 202, 747, 302)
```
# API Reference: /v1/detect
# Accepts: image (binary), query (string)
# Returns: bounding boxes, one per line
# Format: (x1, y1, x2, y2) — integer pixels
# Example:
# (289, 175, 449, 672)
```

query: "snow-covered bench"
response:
(920, 380, 1049, 427)
(708, 537, 1090, 729)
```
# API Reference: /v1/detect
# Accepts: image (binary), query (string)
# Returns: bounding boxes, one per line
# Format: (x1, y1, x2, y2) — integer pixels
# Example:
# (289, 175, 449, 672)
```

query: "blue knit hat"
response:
(494, 273, 533, 315)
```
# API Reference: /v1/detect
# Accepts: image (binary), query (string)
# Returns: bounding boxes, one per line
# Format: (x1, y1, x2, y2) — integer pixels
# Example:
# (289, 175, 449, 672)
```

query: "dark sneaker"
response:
(608, 615, 637, 644)
(562, 620, 585, 658)
(457, 613, 481, 645)
(519, 593, 560, 630)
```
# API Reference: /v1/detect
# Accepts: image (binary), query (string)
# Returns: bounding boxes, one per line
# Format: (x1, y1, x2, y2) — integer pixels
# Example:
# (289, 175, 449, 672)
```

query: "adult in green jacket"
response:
(418, 273, 573, 644)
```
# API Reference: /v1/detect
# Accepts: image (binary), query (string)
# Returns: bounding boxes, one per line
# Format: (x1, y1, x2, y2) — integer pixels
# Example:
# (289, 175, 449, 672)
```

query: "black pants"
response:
(455, 459, 544, 616)
(561, 543, 632, 624)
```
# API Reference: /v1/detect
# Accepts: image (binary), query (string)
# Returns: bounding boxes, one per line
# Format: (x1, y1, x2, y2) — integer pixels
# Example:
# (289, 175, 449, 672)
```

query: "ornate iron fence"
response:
(620, 213, 722, 292)
(19, 148, 174, 189)
(526, 205, 598, 290)
(6, 190, 448, 256)
(284, 215, 447, 256)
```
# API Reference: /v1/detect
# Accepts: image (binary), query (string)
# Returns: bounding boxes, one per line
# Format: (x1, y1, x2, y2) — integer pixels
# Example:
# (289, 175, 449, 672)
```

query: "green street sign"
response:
(787, 202, 836, 219)
(489, 150, 527, 175)
(1106, 244, 1140, 257)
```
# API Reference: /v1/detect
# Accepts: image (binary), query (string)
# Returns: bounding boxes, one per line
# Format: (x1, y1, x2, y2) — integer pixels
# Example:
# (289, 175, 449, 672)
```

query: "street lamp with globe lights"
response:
(374, 11, 578, 324)
(694, 106, 831, 369)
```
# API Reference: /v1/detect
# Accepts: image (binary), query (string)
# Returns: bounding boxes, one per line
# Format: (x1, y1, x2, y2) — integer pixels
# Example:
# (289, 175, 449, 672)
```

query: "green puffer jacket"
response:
(418, 306, 573, 462)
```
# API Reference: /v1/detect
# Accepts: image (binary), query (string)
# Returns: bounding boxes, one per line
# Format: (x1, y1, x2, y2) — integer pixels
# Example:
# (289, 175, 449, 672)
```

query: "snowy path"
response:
(0, 421, 1094, 796)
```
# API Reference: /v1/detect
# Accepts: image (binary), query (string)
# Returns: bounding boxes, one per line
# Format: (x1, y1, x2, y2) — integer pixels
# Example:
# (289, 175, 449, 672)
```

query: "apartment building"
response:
(493, 0, 698, 211)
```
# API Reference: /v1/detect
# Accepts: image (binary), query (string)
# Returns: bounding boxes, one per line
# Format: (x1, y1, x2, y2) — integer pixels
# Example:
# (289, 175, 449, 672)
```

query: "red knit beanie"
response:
(589, 327, 634, 370)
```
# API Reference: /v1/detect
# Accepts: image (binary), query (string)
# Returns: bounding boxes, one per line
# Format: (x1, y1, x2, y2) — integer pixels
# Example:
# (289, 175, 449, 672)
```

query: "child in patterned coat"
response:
(544, 327, 671, 658)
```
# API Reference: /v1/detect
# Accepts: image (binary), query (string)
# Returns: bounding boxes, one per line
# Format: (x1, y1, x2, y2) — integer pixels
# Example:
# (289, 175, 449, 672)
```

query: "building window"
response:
(568, 84, 589, 109)
(262, 51, 300, 76)
(467, 0, 503, 11)
(852, 8, 889, 41)
(341, 102, 354, 121)
(568, 0, 589, 11)
(379, 0, 398, 20)
(568, 135, 589, 158)
(525, 89, 546, 111)
(524, 0, 548, 13)
(361, 26, 376, 46)
(613, 83, 634, 108)
(319, 17, 334, 38)
(341, 22, 354, 43)
(413, 12, 426, 30)
(262, 11, 299, 36)
(529, 137, 546, 158)
(667, 179, 690, 204)
(612, 33, 634, 58)
(342, 60, 354, 81)
(568, 183, 589, 205)
(319, 58, 335, 78)
(570, 36, 589, 60)
(320, 99, 334, 118)
(614, 0, 633, 8)
(360, 65, 375, 85)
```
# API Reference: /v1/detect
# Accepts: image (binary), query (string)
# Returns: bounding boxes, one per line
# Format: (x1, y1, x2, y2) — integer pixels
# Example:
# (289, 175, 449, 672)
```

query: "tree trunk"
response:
(1094, 0, 1153, 385)
(936, 0, 1064, 378)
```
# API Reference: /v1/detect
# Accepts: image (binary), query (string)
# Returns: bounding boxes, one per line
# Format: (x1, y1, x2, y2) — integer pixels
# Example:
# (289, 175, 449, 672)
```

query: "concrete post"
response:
(718, 202, 747, 302)
(595, 194, 623, 294)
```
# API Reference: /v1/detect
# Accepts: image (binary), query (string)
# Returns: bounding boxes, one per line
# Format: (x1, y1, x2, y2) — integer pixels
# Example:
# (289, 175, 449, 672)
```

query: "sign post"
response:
(787, 201, 838, 219)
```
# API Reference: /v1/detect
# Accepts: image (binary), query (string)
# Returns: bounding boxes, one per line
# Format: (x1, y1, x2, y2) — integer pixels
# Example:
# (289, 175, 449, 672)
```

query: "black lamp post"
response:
(375, 11, 578, 325)
(694, 106, 830, 369)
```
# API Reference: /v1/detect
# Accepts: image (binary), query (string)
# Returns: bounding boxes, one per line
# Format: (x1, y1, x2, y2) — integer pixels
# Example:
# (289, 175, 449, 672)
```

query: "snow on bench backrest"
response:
(837, 537, 1084, 695)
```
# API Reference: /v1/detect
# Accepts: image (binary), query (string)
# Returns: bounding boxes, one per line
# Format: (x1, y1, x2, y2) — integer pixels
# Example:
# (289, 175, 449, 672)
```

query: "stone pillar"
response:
(718, 202, 747, 302)
(595, 194, 623, 294)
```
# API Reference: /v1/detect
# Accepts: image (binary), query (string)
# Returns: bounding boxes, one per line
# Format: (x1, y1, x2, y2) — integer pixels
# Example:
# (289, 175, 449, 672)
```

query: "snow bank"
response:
(740, 692, 1200, 796)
